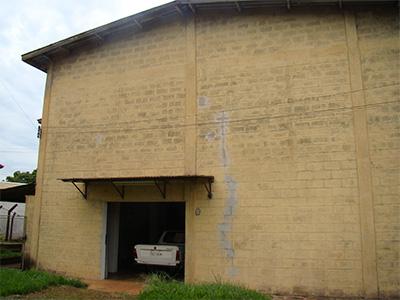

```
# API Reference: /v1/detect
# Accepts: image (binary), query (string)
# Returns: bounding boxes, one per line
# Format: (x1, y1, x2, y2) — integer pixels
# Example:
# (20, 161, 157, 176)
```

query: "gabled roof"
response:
(22, 0, 397, 72)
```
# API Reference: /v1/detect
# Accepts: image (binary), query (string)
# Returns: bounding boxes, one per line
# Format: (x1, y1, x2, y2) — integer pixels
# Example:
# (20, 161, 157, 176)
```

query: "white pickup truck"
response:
(133, 231, 185, 267)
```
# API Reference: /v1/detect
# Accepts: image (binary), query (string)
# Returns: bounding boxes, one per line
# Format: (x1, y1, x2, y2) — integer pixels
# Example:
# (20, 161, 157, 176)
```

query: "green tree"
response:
(6, 169, 37, 183)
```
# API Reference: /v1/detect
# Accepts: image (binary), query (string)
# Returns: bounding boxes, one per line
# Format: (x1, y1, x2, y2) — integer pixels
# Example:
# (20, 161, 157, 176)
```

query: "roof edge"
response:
(22, 0, 397, 72)
(21, 1, 177, 72)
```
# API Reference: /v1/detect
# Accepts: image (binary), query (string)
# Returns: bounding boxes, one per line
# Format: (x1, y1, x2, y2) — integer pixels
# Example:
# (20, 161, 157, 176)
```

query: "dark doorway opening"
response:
(106, 202, 185, 279)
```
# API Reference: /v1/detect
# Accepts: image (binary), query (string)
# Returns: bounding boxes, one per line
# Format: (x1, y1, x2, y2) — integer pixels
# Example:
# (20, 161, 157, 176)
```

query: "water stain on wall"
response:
(216, 111, 239, 277)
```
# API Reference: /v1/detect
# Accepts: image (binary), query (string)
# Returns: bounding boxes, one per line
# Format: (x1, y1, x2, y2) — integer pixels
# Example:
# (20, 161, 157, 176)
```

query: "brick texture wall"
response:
(27, 5, 399, 297)
(195, 7, 362, 296)
(357, 7, 400, 297)
(33, 18, 188, 279)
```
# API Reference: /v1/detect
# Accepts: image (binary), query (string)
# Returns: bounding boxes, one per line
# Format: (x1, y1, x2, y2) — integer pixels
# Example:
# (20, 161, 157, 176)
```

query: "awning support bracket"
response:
(204, 179, 213, 199)
(154, 180, 167, 199)
(72, 181, 87, 200)
(187, 3, 195, 14)
(110, 182, 124, 199)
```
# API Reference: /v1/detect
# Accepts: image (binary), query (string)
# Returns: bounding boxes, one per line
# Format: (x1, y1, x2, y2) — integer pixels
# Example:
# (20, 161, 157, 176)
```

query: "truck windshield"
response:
(163, 231, 185, 243)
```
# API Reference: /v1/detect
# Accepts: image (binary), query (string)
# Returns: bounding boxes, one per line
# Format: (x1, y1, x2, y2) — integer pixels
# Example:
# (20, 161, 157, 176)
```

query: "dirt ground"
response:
(5, 286, 137, 300)
(4, 286, 372, 300)
(85, 278, 144, 295)
(4, 275, 145, 300)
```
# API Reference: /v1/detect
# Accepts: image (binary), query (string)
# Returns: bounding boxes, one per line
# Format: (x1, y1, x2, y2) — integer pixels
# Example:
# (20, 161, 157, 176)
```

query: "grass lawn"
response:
(0, 249, 21, 259)
(1, 269, 270, 300)
(5, 286, 136, 300)
(137, 274, 270, 300)
(0, 268, 87, 297)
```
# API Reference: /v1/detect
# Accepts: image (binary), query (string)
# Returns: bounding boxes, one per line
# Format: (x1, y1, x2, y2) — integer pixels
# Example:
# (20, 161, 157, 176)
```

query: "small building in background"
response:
(0, 182, 35, 240)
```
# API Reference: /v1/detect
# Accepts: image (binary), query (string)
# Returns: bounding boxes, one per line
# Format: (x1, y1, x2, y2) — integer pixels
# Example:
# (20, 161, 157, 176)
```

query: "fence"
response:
(0, 214, 26, 241)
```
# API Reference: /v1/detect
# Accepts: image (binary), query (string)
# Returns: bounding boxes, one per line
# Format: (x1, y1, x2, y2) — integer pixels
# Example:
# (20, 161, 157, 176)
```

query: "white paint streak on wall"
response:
(217, 111, 239, 277)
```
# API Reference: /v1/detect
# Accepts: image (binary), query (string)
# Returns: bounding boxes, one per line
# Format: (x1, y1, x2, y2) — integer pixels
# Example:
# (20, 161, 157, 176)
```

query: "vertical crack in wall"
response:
(217, 111, 239, 277)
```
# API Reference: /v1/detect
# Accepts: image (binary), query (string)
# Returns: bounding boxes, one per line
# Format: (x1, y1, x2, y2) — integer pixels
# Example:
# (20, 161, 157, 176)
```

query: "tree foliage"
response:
(6, 169, 37, 184)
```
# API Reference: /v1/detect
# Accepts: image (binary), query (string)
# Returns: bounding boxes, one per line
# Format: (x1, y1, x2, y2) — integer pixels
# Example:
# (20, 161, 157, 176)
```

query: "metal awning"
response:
(60, 175, 214, 200)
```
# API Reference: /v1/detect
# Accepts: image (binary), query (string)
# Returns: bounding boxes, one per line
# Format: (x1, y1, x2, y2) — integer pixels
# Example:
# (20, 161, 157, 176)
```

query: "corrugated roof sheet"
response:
(0, 182, 26, 190)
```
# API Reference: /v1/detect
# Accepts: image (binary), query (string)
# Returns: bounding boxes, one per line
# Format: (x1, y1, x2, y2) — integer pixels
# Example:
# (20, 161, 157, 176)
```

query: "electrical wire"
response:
(41, 99, 399, 135)
(39, 82, 399, 134)
(0, 80, 36, 128)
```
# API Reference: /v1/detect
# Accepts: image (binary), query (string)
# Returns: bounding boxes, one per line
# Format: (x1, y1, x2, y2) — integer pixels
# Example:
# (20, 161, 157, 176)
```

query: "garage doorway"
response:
(105, 202, 185, 279)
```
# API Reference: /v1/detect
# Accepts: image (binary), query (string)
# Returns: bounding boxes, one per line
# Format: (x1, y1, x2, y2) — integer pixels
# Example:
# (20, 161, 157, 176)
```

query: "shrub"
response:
(138, 274, 270, 300)
(0, 249, 21, 259)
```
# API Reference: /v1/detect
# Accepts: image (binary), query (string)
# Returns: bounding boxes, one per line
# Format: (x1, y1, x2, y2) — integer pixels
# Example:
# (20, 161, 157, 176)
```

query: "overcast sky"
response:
(0, 0, 170, 181)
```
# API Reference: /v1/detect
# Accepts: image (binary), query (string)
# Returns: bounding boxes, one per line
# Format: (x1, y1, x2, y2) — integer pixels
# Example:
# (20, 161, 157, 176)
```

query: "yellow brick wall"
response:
(48, 18, 187, 178)
(24, 195, 35, 265)
(34, 18, 188, 279)
(356, 7, 400, 297)
(194, 7, 363, 296)
(193, 6, 398, 297)
(28, 6, 399, 297)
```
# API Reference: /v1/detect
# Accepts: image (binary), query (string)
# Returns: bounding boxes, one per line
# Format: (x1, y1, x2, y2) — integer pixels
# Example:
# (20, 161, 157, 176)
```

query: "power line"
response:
(41, 99, 399, 135)
(0, 80, 36, 128)
(41, 82, 399, 132)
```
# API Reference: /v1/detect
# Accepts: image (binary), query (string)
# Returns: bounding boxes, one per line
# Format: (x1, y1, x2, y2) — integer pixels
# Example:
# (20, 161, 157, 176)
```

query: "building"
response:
(22, 0, 399, 298)
(0, 182, 35, 240)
